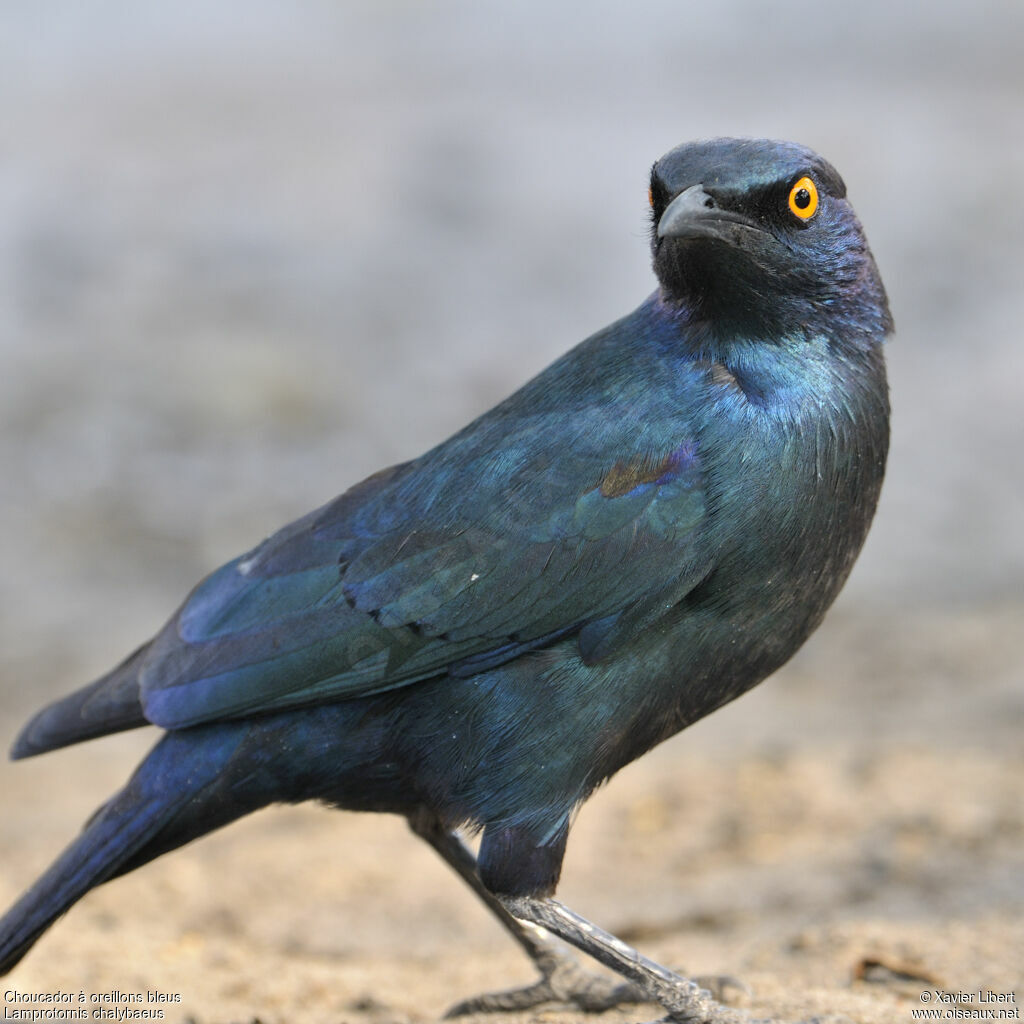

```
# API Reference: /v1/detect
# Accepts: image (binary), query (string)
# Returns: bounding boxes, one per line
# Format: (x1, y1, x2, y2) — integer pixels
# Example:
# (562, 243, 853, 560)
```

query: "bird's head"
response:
(649, 138, 892, 343)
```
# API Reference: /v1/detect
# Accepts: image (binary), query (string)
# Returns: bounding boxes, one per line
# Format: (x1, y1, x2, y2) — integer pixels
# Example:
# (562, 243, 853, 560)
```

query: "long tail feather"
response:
(0, 725, 247, 974)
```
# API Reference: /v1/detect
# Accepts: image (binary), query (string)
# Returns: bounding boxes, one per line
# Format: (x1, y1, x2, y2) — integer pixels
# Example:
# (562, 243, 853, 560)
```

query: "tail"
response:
(11, 644, 152, 760)
(0, 723, 251, 974)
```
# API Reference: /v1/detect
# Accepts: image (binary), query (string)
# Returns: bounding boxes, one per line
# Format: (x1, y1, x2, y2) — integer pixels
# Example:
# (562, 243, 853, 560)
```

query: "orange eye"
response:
(788, 176, 818, 220)
(648, 185, 655, 208)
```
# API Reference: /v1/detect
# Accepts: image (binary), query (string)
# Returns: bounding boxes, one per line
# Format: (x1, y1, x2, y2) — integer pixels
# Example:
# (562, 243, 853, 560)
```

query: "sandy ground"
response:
(2, 4, 1023, 1024)
(3, 608, 1022, 1024)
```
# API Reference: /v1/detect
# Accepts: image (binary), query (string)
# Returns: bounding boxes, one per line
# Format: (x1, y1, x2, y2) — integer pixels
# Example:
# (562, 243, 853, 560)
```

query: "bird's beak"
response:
(657, 184, 758, 242)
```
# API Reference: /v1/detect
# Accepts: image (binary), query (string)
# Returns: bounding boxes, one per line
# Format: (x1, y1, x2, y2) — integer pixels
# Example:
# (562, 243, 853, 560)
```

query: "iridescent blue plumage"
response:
(1, 139, 891, 1020)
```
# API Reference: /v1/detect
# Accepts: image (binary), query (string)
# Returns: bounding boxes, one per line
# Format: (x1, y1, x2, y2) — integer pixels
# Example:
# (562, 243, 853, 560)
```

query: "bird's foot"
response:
(444, 947, 747, 1018)
(444, 948, 648, 1016)
(491, 896, 756, 1023)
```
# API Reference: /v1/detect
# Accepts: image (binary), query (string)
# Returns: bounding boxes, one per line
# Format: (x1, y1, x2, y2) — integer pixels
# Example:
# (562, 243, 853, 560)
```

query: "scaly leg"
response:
(408, 813, 650, 1014)
(500, 895, 747, 1022)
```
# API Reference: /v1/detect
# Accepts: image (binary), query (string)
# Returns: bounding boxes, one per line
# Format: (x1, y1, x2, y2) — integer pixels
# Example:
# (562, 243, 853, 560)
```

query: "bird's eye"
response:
(648, 185, 655, 208)
(788, 176, 819, 220)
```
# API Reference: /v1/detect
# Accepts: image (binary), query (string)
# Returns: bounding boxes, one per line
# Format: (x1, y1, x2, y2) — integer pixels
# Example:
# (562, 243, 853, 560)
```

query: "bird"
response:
(1, 137, 891, 1023)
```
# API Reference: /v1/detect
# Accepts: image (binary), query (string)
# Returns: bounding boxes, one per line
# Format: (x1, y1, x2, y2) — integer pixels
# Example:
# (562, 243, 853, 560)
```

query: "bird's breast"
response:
(690, 337, 888, 633)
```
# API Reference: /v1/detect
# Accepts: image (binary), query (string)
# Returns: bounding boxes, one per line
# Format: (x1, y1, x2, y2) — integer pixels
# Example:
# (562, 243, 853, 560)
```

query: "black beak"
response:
(657, 184, 759, 242)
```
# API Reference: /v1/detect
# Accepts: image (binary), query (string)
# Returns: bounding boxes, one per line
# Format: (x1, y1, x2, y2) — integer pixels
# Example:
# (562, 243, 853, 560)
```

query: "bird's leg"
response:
(407, 813, 650, 1015)
(499, 895, 744, 1024)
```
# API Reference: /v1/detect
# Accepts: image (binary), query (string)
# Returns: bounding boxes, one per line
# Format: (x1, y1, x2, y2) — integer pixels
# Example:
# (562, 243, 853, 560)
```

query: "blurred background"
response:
(1, 3, 1021, 1022)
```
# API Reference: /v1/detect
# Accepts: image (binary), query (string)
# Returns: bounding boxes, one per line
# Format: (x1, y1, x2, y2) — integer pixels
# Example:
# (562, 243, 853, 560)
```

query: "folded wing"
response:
(138, 402, 710, 730)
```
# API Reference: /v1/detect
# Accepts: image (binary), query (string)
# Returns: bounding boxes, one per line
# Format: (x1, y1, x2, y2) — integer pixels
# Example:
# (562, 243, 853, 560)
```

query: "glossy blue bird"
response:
(1, 138, 891, 1023)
